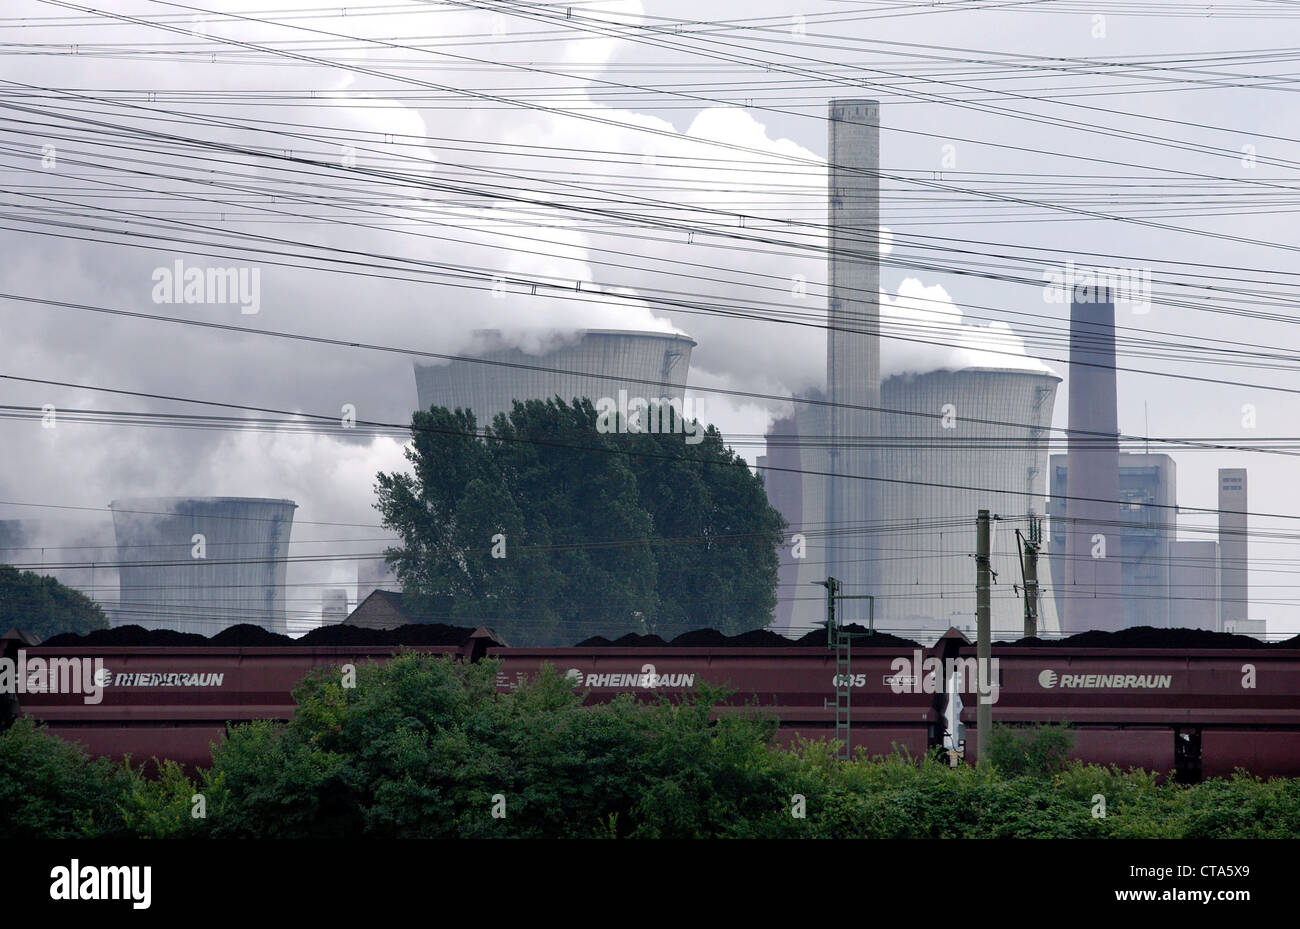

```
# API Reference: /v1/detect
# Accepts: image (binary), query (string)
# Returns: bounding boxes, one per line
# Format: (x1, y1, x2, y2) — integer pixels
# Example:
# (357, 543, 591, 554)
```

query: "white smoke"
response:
(881, 278, 1055, 378)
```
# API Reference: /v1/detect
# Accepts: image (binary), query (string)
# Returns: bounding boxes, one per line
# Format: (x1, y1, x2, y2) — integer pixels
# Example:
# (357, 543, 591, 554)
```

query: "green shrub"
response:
(11, 657, 1300, 839)
(984, 722, 1075, 777)
(0, 717, 133, 838)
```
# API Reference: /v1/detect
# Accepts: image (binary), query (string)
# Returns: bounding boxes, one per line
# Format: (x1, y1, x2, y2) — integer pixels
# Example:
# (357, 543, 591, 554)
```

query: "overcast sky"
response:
(2, 0, 1297, 634)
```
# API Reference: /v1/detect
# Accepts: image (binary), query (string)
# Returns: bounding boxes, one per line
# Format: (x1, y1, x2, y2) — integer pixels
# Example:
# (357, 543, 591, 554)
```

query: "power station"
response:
(11, 100, 1257, 643)
(413, 329, 696, 426)
(761, 100, 1255, 641)
(766, 367, 1061, 640)
(109, 497, 297, 635)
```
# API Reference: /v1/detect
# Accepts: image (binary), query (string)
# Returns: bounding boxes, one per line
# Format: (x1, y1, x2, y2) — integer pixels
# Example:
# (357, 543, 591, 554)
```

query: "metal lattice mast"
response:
(820, 576, 875, 761)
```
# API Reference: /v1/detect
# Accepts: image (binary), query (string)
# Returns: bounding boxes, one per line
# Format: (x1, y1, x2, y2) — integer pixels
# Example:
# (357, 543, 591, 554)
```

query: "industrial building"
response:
(766, 367, 1061, 641)
(320, 589, 349, 623)
(413, 328, 696, 426)
(1170, 540, 1221, 632)
(109, 496, 297, 635)
(760, 98, 1065, 642)
(1048, 453, 1177, 630)
(1218, 468, 1255, 634)
(1047, 460, 1258, 634)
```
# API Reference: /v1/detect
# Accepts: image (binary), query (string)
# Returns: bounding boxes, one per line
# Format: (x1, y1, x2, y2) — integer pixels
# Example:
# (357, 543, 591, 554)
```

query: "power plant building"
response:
(1218, 468, 1249, 631)
(1170, 540, 1220, 632)
(110, 497, 296, 635)
(1048, 453, 1177, 630)
(768, 367, 1061, 641)
(321, 589, 349, 624)
(413, 329, 695, 425)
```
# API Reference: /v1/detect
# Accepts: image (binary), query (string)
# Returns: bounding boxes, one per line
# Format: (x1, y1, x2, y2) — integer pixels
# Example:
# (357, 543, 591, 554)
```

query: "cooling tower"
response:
(413, 329, 695, 425)
(874, 368, 1060, 639)
(770, 368, 1059, 642)
(825, 98, 881, 619)
(767, 391, 830, 637)
(110, 497, 296, 634)
(1062, 286, 1124, 632)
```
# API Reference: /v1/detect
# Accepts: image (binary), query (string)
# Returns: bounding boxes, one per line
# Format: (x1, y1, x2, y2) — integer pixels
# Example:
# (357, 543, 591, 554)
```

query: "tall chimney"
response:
(1063, 283, 1124, 631)
(1218, 468, 1248, 631)
(826, 98, 881, 614)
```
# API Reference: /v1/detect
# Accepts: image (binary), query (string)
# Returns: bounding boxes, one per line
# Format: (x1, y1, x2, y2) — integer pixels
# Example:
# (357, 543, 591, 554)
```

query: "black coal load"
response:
(39, 622, 480, 649)
(572, 626, 918, 649)
(671, 628, 800, 647)
(996, 626, 1272, 649)
(793, 624, 921, 650)
(209, 624, 291, 647)
(994, 635, 1053, 648)
(40, 625, 212, 648)
(727, 628, 799, 647)
(572, 635, 614, 647)
(669, 629, 731, 647)
(573, 628, 797, 648)
(299, 622, 476, 647)
(611, 633, 669, 647)
(572, 632, 675, 647)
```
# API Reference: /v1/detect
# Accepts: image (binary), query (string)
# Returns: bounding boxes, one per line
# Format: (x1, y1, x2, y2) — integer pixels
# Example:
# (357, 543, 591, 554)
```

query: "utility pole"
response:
(976, 510, 992, 762)
(1016, 517, 1042, 639)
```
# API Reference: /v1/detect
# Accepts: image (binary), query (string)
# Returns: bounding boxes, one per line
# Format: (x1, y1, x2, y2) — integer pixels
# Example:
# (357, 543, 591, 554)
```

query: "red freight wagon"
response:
(491, 646, 935, 760)
(13, 644, 463, 769)
(951, 642, 1300, 776)
(8, 624, 1300, 779)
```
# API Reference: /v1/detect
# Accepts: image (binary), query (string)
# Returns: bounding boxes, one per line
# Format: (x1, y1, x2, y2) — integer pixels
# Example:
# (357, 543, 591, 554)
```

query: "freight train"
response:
(4, 623, 1300, 781)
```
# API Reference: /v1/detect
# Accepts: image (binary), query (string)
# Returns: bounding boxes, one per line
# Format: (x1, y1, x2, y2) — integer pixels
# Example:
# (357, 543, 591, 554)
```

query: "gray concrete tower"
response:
(826, 98, 881, 617)
(1218, 468, 1248, 630)
(1062, 285, 1124, 631)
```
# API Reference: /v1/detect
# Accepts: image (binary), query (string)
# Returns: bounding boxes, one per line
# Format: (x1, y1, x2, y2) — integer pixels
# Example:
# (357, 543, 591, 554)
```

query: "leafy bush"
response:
(984, 722, 1075, 777)
(0, 717, 133, 838)
(7, 660, 1300, 839)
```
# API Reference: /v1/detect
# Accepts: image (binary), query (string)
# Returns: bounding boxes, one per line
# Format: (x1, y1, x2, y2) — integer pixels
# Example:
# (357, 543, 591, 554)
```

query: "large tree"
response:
(0, 565, 109, 641)
(374, 397, 785, 645)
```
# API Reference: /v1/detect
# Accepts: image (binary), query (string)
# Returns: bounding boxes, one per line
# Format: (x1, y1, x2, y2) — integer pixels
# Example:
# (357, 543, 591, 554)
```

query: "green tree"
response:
(0, 717, 133, 839)
(200, 653, 790, 839)
(375, 397, 785, 645)
(0, 564, 109, 640)
(623, 425, 785, 636)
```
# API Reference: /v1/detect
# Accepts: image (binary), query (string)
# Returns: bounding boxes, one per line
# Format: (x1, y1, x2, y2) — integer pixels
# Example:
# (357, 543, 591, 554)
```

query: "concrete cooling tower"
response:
(769, 367, 1060, 642)
(110, 497, 296, 635)
(413, 329, 696, 425)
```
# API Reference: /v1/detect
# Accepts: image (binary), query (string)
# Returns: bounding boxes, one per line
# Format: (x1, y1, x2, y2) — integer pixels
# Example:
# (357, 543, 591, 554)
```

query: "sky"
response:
(1, 0, 1297, 634)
